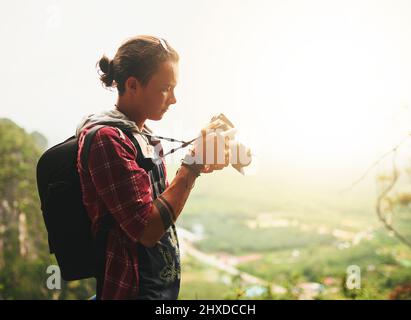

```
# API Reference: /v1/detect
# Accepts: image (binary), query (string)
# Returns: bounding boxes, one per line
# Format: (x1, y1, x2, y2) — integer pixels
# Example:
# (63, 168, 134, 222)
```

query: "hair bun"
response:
(98, 55, 115, 87)
(98, 55, 111, 73)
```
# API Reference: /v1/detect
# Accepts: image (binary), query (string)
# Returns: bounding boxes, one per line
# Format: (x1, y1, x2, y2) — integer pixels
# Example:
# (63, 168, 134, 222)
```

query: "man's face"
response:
(136, 61, 178, 121)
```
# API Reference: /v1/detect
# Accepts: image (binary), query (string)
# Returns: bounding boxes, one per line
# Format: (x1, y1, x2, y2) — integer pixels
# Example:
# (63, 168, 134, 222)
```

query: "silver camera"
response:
(206, 113, 252, 174)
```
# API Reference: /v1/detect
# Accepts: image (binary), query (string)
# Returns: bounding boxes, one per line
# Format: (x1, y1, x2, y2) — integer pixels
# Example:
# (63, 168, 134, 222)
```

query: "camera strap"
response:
(138, 132, 197, 158)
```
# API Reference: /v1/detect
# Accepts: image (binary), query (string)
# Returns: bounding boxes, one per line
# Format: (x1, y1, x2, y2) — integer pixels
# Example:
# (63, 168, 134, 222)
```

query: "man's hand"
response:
(199, 130, 230, 173)
(183, 127, 236, 174)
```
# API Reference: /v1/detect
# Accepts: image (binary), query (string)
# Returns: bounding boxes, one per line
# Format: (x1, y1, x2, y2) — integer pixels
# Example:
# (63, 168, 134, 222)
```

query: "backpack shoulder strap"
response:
(123, 131, 144, 163)
(123, 131, 156, 172)
(80, 124, 107, 170)
(79, 124, 155, 172)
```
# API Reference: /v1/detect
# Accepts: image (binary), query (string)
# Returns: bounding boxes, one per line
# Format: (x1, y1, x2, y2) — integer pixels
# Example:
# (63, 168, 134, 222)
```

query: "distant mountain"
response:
(30, 131, 48, 151)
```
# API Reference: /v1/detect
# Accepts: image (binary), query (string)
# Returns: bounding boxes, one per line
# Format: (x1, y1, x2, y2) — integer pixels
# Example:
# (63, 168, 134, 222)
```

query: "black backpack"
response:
(36, 124, 152, 281)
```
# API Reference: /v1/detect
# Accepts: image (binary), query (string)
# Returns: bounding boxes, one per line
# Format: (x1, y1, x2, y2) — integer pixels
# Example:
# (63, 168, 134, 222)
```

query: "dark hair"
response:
(97, 35, 179, 95)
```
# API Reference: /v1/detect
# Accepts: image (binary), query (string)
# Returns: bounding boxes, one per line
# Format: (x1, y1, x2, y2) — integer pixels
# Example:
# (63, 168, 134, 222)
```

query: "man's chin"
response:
(149, 114, 165, 121)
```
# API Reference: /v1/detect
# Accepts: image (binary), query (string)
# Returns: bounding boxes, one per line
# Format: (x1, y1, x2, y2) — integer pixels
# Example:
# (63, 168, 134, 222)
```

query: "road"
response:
(177, 227, 287, 295)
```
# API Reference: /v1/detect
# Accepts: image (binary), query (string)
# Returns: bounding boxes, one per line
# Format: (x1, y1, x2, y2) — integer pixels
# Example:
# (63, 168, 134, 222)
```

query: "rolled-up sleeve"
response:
(87, 126, 153, 243)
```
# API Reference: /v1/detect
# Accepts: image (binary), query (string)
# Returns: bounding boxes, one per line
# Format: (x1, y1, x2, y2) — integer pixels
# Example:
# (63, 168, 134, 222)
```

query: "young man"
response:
(76, 35, 230, 299)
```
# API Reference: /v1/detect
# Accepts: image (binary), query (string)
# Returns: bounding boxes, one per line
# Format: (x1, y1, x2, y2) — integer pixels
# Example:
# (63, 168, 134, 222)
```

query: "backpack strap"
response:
(123, 131, 156, 172)
(80, 124, 155, 173)
(80, 124, 107, 170)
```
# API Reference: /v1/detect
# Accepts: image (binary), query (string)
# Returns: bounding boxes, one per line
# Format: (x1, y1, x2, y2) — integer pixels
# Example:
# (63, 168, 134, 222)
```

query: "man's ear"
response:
(124, 76, 141, 94)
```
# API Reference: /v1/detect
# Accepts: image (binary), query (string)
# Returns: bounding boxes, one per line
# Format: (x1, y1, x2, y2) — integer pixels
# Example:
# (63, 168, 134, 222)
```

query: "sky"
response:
(2, 0, 411, 184)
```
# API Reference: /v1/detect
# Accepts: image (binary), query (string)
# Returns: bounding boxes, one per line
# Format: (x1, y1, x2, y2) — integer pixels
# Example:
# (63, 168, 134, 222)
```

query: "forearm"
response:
(161, 165, 197, 217)
(139, 165, 197, 247)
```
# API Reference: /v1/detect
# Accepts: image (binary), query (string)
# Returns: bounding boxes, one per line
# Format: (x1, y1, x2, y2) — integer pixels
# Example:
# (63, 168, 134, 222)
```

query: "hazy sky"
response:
(2, 0, 411, 181)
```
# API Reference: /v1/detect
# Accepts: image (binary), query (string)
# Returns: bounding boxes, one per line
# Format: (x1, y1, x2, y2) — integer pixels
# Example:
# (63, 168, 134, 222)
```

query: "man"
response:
(76, 35, 231, 299)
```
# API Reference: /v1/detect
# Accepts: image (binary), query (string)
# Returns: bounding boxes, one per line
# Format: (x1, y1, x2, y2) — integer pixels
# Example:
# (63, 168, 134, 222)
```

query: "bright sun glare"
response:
(209, 1, 411, 172)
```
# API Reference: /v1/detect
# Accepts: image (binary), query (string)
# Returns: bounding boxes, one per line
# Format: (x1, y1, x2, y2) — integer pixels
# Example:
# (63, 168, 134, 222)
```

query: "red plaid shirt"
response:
(77, 125, 167, 299)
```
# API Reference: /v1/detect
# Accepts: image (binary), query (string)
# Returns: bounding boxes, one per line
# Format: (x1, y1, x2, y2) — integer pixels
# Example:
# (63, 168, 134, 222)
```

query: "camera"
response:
(206, 113, 252, 175)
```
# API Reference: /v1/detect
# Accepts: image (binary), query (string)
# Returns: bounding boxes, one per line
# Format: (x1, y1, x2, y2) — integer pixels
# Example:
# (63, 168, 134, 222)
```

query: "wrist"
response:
(176, 165, 198, 190)
(181, 154, 203, 177)
(181, 162, 202, 178)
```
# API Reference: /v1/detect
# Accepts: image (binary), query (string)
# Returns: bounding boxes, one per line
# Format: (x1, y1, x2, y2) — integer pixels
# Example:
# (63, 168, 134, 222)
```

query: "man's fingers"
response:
(201, 164, 228, 173)
(201, 165, 214, 174)
(192, 128, 235, 172)
(211, 164, 226, 171)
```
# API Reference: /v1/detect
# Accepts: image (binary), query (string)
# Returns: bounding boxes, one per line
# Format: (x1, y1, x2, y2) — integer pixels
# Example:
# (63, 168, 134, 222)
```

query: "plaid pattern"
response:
(77, 126, 165, 299)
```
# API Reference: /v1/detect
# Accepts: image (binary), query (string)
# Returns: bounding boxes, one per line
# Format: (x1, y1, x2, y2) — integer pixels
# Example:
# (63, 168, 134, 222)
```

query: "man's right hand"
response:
(183, 127, 236, 174)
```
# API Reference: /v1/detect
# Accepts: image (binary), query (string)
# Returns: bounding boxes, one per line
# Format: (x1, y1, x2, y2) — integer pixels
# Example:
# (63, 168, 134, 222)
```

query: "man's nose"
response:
(168, 91, 177, 105)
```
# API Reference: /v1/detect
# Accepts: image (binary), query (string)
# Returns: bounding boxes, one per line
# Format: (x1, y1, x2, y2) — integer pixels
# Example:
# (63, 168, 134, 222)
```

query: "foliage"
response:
(0, 118, 94, 299)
